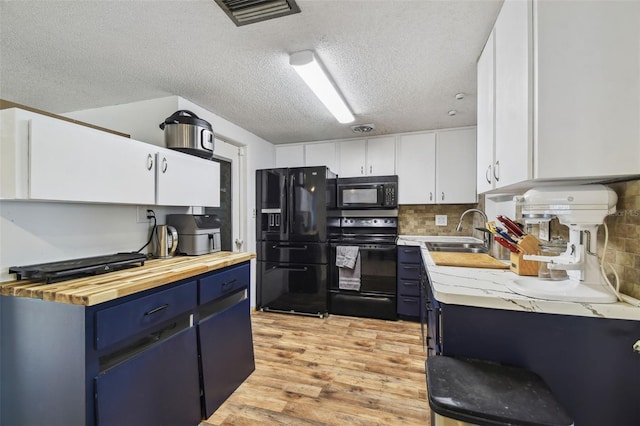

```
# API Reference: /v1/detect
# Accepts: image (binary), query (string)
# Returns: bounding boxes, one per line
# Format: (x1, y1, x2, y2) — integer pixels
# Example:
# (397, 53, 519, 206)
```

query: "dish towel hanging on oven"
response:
(336, 246, 361, 291)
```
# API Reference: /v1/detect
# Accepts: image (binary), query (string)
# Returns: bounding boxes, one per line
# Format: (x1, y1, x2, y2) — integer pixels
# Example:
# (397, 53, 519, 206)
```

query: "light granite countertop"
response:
(397, 235, 640, 321)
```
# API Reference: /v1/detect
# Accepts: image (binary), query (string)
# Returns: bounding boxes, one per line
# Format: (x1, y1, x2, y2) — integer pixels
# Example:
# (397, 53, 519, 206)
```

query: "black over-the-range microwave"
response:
(336, 175, 398, 209)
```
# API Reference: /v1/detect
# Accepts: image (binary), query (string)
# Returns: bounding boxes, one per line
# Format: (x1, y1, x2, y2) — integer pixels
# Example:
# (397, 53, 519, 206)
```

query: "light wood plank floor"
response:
(202, 311, 430, 425)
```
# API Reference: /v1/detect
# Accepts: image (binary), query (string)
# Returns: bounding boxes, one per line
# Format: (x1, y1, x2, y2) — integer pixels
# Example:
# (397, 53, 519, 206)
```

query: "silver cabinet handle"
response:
(162, 157, 168, 173)
(369, 165, 372, 174)
(429, 192, 433, 201)
(485, 164, 492, 184)
(146, 154, 154, 171)
(360, 165, 364, 175)
(633, 340, 640, 354)
(441, 192, 445, 201)
(494, 160, 500, 182)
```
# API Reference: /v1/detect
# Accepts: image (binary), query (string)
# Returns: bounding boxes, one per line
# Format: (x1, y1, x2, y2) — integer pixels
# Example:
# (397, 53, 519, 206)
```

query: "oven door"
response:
(329, 243, 397, 294)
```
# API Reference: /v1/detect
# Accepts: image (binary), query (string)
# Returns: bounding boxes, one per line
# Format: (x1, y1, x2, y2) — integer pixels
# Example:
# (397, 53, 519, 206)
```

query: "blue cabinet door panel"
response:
(398, 279, 420, 296)
(397, 296, 421, 317)
(199, 298, 255, 417)
(397, 264, 421, 281)
(397, 246, 421, 263)
(95, 326, 201, 426)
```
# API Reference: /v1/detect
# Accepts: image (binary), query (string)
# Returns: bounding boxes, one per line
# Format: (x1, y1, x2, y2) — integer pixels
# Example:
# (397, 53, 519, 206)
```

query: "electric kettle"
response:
(154, 225, 178, 258)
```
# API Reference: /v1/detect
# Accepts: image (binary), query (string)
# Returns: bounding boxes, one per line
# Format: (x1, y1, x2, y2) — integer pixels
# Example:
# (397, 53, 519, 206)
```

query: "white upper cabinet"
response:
(397, 133, 436, 204)
(338, 137, 395, 177)
(477, 0, 640, 193)
(1, 108, 220, 207)
(366, 137, 396, 176)
(493, 0, 531, 188)
(338, 139, 367, 177)
(155, 148, 220, 207)
(476, 30, 495, 194)
(436, 128, 477, 204)
(397, 128, 476, 205)
(274, 141, 338, 172)
(304, 141, 337, 173)
(28, 114, 156, 204)
(534, 0, 639, 179)
(275, 144, 304, 168)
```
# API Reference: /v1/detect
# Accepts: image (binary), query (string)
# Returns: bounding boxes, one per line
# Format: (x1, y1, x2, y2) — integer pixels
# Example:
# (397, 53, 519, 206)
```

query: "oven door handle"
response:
(364, 246, 396, 251)
(335, 242, 397, 248)
(342, 245, 396, 251)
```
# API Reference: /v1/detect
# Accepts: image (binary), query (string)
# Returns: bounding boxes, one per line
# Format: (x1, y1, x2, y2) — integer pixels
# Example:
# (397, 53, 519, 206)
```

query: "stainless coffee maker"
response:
(154, 225, 178, 258)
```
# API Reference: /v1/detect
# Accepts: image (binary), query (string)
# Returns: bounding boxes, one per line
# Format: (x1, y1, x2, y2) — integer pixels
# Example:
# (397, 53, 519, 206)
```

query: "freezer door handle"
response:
(271, 244, 308, 250)
(270, 265, 308, 272)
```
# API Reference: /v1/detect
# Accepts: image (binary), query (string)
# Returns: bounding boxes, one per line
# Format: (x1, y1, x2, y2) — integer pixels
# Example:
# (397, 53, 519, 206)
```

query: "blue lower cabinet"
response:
(397, 246, 422, 320)
(199, 297, 255, 417)
(439, 303, 640, 426)
(198, 262, 255, 418)
(95, 326, 201, 426)
(0, 261, 254, 426)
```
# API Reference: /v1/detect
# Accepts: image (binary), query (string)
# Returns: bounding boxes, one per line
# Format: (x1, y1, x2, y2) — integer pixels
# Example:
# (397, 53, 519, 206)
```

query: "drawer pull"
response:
(144, 304, 169, 316)
(221, 279, 237, 292)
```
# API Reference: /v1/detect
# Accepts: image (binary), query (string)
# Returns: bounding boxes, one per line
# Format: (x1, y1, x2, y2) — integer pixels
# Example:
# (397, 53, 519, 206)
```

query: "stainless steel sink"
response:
(425, 242, 489, 254)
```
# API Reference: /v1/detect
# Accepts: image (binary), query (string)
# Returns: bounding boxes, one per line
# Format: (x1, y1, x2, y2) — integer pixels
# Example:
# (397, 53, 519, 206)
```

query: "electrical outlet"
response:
(136, 206, 153, 223)
(435, 215, 448, 226)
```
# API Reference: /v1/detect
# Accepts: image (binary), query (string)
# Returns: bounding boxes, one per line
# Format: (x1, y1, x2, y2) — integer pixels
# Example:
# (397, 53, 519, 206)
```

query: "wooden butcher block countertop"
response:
(0, 251, 255, 306)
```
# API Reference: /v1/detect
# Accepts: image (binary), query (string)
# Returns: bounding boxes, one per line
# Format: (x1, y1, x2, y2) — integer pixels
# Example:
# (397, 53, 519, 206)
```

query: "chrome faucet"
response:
(456, 208, 491, 251)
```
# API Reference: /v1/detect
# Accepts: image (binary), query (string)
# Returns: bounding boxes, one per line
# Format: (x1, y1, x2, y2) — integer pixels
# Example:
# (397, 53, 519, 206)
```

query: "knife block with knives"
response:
(492, 215, 540, 276)
(509, 234, 540, 276)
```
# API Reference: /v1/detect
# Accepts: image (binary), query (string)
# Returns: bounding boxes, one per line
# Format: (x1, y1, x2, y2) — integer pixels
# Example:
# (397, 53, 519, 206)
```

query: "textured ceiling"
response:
(0, 0, 502, 144)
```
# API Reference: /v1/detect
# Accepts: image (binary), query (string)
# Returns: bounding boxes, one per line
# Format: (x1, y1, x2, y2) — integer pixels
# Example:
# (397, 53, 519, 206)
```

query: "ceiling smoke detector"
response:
(214, 0, 301, 27)
(351, 124, 376, 134)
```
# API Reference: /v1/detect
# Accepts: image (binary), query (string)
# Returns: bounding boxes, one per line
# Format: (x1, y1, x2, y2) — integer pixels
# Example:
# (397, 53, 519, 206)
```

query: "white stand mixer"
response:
(507, 184, 619, 304)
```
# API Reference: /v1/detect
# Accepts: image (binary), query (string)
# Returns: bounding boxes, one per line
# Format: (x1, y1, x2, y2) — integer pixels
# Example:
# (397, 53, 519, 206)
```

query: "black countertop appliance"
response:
(256, 166, 336, 317)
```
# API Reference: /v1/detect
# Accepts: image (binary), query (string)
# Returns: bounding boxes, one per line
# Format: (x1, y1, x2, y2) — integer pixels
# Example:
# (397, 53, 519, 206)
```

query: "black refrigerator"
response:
(256, 166, 335, 317)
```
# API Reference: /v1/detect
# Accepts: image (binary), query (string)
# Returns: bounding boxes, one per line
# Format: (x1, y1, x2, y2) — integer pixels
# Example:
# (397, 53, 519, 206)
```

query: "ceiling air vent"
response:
(351, 124, 376, 134)
(215, 0, 301, 26)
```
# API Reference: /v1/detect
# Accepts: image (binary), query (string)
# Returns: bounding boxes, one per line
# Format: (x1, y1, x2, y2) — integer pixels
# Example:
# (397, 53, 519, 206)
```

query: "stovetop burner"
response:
(9, 252, 148, 283)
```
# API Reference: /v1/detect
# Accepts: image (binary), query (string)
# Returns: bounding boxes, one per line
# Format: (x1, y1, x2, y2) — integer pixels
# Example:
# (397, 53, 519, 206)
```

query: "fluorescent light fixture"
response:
(289, 50, 355, 124)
